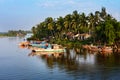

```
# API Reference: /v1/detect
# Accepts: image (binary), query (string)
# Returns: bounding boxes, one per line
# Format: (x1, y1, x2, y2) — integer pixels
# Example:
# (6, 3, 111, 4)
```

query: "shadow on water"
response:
(28, 45, 120, 80)
(2, 37, 120, 80)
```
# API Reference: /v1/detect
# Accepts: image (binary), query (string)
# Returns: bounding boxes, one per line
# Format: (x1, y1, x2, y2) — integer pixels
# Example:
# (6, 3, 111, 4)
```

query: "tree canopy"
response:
(30, 7, 120, 45)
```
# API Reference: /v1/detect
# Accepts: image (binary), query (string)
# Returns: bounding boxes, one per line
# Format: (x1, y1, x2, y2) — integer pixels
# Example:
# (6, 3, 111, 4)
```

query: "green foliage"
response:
(31, 7, 120, 45)
(114, 22, 120, 39)
(0, 30, 28, 37)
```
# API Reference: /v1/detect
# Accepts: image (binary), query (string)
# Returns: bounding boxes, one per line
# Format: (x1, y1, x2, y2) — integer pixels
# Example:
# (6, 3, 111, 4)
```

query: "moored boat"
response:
(101, 47, 113, 53)
(30, 43, 46, 48)
(89, 46, 100, 52)
(31, 43, 66, 52)
(19, 41, 30, 46)
(82, 44, 101, 52)
(32, 48, 65, 52)
(29, 41, 48, 48)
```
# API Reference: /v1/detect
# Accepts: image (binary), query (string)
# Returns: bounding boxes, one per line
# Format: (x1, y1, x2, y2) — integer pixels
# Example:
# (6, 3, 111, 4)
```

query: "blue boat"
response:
(30, 41, 48, 48)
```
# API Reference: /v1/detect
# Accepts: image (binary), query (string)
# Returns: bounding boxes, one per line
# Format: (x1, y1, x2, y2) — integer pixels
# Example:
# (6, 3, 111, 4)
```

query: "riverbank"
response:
(50, 39, 88, 48)
(50, 38, 120, 53)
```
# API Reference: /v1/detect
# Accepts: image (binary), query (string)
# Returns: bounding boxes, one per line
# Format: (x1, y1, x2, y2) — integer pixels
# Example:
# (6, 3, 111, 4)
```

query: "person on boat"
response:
(39, 41, 47, 48)
(41, 41, 46, 44)
(46, 43, 52, 49)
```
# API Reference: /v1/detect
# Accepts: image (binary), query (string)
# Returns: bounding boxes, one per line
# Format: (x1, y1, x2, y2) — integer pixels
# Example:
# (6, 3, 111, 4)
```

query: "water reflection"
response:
(96, 52, 120, 66)
(18, 41, 120, 80)
(27, 47, 120, 79)
(29, 49, 89, 68)
(28, 51, 64, 58)
(1, 37, 120, 80)
(28, 48, 120, 67)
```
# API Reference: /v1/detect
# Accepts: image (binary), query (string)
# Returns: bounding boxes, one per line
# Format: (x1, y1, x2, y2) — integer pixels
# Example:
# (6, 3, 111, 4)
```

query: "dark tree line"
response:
(31, 7, 120, 46)
(0, 30, 31, 37)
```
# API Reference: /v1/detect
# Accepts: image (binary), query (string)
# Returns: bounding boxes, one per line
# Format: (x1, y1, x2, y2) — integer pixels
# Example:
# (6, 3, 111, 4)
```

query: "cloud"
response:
(66, 0, 76, 4)
(39, 2, 54, 7)
(36, 0, 79, 8)
(35, 0, 97, 12)
(36, 1, 58, 8)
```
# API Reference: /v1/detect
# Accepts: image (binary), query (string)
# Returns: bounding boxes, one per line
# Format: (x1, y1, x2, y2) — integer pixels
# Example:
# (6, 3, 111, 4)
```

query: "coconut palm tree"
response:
(56, 16, 64, 39)
(94, 11, 100, 26)
(64, 14, 72, 32)
(79, 12, 88, 33)
(100, 7, 107, 21)
(71, 10, 80, 33)
(45, 17, 55, 37)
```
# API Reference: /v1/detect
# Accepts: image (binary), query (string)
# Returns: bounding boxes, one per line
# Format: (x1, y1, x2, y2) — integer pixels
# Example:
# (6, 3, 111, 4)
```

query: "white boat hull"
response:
(32, 48, 65, 52)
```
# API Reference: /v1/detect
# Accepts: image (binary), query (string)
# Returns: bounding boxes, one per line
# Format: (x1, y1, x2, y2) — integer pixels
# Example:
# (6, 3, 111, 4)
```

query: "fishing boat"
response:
(19, 41, 30, 46)
(101, 46, 113, 53)
(89, 46, 100, 52)
(30, 41, 47, 48)
(31, 43, 66, 52)
(32, 48, 65, 52)
(30, 43, 45, 48)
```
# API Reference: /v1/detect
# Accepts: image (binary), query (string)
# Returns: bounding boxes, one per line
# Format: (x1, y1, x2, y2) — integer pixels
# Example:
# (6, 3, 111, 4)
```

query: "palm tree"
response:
(94, 11, 100, 26)
(45, 17, 55, 37)
(88, 12, 94, 32)
(64, 14, 72, 32)
(100, 7, 107, 21)
(71, 10, 80, 33)
(32, 26, 36, 35)
(79, 12, 88, 33)
(56, 16, 64, 39)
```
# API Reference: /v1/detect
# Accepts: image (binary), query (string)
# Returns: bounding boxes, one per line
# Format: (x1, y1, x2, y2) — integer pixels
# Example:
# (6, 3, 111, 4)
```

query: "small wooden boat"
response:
(30, 41, 47, 48)
(101, 47, 113, 53)
(19, 45, 26, 49)
(30, 42, 66, 52)
(32, 48, 65, 52)
(82, 45, 101, 52)
(89, 46, 99, 52)
(82, 45, 91, 50)
(19, 41, 30, 46)
(30, 43, 45, 48)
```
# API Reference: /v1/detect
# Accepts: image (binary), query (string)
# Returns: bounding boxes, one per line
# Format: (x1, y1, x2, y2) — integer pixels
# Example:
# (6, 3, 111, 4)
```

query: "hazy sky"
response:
(0, 0, 120, 32)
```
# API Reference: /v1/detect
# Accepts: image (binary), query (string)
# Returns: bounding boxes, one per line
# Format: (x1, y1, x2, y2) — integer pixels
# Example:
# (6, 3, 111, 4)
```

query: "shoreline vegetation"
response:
(27, 7, 120, 50)
(0, 30, 31, 37)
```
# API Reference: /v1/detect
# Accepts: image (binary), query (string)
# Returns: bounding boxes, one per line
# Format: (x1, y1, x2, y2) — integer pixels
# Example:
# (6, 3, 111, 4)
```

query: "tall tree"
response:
(56, 16, 64, 38)
(79, 12, 88, 33)
(45, 17, 55, 37)
(71, 10, 80, 33)
(64, 14, 72, 32)
(100, 7, 107, 21)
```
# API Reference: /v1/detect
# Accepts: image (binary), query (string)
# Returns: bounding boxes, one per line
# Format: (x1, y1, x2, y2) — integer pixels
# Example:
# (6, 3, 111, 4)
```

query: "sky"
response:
(0, 0, 120, 32)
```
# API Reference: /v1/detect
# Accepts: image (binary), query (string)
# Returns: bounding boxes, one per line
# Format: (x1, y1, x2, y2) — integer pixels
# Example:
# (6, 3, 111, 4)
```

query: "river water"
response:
(0, 37, 120, 80)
